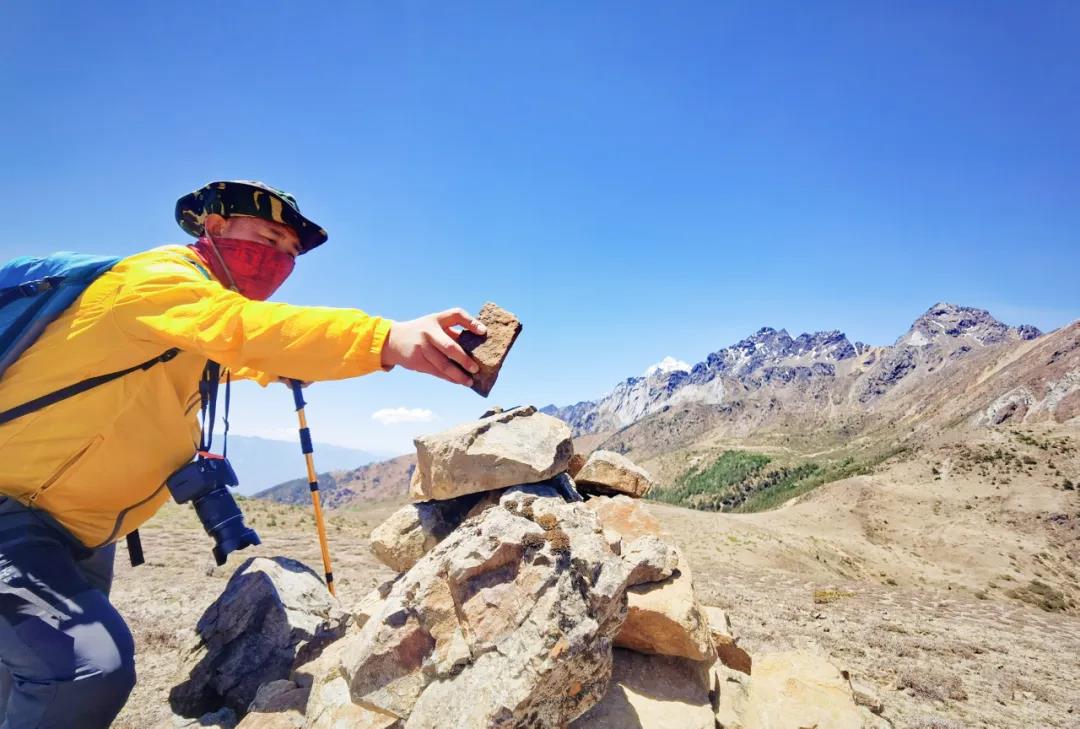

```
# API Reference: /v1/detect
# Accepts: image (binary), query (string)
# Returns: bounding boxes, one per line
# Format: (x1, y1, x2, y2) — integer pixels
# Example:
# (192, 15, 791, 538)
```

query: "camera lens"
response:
(193, 485, 261, 566)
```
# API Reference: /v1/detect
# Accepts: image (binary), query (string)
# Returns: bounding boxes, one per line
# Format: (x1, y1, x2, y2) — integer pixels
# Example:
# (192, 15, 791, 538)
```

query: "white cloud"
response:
(371, 407, 437, 425)
(644, 356, 692, 377)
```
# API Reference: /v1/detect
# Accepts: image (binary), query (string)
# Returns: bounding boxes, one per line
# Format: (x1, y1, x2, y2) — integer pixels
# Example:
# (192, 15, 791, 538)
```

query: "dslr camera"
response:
(166, 455, 260, 565)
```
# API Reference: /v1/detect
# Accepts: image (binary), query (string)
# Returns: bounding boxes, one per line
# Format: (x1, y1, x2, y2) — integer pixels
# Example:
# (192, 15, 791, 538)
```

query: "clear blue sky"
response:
(2, 2, 1077, 456)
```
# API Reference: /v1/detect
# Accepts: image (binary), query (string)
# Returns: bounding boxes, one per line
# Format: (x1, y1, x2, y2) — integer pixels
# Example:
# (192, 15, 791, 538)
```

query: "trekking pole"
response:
(289, 380, 336, 597)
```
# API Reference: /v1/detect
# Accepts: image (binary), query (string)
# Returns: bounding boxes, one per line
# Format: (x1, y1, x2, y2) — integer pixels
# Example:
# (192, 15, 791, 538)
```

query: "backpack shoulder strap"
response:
(0, 348, 180, 426)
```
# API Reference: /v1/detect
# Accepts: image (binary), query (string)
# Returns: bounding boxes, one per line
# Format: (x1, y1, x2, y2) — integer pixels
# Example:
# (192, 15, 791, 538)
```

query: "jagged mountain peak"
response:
(544, 304, 1060, 438)
(722, 326, 854, 363)
(644, 356, 692, 377)
(900, 302, 1041, 347)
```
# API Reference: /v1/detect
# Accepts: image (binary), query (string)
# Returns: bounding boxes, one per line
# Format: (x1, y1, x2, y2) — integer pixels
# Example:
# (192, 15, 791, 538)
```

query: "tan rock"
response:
(849, 679, 884, 714)
(575, 450, 656, 497)
(702, 605, 752, 675)
(859, 705, 893, 729)
(567, 452, 587, 478)
(456, 302, 522, 398)
(410, 406, 573, 501)
(234, 713, 301, 729)
(369, 496, 479, 572)
(622, 535, 679, 587)
(585, 494, 665, 541)
(616, 548, 714, 662)
(570, 649, 714, 729)
(339, 483, 658, 727)
(352, 582, 392, 631)
(712, 662, 751, 729)
(740, 652, 863, 729)
(300, 640, 401, 729)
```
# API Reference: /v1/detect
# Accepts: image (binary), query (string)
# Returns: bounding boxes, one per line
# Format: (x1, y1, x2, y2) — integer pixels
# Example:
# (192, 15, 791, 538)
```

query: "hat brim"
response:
(175, 182, 328, 254)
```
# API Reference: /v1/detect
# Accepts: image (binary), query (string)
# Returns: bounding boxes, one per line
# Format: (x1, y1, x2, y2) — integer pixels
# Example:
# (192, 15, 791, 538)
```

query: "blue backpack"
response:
(0, 252, 179, 426)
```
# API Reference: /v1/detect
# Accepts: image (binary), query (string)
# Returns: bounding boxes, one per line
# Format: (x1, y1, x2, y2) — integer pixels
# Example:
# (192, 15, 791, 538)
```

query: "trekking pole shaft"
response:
(291, 380, 336, 596)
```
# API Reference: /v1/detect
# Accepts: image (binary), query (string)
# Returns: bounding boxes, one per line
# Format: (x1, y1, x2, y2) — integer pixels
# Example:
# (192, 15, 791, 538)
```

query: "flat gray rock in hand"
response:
(458, 302, 522, 397)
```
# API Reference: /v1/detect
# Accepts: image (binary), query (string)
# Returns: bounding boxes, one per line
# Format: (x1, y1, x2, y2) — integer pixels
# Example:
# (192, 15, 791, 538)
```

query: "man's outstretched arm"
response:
(106, 250, 483, 385)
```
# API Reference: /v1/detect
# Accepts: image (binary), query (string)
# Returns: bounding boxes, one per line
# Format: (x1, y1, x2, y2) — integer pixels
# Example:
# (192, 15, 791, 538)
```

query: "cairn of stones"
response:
(166, 406, 886, 729)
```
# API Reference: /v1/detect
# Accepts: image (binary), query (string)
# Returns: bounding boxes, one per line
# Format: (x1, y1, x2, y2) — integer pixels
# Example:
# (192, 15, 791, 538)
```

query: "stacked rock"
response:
(167, 406, 885, 728)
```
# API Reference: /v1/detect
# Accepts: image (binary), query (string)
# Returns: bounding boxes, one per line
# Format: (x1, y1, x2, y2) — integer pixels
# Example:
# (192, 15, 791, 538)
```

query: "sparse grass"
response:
(813, 588, 855, 604)
(1007, 579, 1069, 612)
(908, 716, 966, 729)
(898, 669, 968, 702)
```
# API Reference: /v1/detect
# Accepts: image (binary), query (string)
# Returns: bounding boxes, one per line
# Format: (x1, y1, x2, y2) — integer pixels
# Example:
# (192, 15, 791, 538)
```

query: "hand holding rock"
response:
(380, 308, 486, 386)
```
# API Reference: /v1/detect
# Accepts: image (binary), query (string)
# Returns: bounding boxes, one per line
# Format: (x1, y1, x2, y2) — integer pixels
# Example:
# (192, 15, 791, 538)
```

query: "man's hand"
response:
(381, 309, 487, 386)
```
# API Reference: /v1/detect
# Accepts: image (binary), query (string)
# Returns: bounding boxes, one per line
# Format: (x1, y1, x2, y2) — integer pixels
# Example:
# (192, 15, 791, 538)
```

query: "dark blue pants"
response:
(0, 499, 135, 729)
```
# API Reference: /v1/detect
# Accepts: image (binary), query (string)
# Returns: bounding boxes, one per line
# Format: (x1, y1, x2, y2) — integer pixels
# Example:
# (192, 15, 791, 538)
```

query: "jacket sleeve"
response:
(228, 366, 277, 387)
(107, 249, 394, 382)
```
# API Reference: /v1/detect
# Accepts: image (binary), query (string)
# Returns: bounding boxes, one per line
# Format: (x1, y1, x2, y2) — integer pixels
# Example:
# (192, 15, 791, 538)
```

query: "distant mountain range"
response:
(253, 452, 416, 505)
(223, 435, 391, 495)
(540, 302, 1046, 436)
(256, 303, 1079, 507)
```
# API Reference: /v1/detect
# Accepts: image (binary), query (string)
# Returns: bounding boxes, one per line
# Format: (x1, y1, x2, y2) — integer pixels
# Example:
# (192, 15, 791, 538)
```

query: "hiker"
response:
(0, 180, 486, 729)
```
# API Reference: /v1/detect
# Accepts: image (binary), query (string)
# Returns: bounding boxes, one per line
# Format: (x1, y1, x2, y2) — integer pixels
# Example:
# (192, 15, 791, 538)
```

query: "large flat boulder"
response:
(575, 450, 656, 497)
(331, 482, 664, 727)
(410, 406, 573, 501)
(169, 557, 349, 717)
(570, 648, 714, 729)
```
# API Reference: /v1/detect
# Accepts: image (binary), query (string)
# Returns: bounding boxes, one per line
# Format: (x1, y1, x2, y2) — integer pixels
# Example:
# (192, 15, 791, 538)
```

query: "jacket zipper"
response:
(28, 437, 103, 505)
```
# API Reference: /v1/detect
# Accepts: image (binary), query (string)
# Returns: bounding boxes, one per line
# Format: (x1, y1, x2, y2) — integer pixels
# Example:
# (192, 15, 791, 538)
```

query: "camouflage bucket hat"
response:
(175, 180, 328, 254)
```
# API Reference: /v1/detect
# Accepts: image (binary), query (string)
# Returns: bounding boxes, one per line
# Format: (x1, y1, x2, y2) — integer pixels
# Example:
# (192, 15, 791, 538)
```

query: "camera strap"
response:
(129, 359, 233, 570)
(198, 360, 231, 458)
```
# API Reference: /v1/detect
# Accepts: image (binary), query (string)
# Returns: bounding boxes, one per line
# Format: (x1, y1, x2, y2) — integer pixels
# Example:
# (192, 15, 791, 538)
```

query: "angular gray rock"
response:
(410, 406, 573, 501)
(622, 535, 679, 587)
(330, 482, 660, 727)
(575, 450, 657, 498)
(169, 557, 349, 717)
(235, 679, 308, 728)
(165, 707, 238, 728)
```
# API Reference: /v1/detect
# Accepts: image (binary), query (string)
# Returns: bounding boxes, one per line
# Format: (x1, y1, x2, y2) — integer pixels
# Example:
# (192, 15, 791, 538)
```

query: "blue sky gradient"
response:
(2, 2, 1077, 455)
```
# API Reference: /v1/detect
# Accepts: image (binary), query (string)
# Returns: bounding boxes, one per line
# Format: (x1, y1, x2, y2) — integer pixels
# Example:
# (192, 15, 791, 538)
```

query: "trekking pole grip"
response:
(290, 378, 306, 410)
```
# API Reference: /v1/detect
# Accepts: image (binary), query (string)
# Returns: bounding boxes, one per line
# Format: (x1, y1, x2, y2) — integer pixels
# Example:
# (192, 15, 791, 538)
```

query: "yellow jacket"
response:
(0, 244, 391, 548)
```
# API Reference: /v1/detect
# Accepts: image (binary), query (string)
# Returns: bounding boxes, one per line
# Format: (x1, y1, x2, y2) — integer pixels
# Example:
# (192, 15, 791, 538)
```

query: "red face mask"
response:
(188, 235, 296, 301)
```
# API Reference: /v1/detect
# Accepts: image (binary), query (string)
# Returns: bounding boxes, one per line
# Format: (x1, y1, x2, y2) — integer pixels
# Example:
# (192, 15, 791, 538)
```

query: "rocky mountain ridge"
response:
(542, 302, 1042, 436)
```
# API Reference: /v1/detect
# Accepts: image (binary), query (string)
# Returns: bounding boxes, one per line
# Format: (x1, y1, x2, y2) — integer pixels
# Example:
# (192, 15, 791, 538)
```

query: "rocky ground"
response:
(112, 471, 1080, 727)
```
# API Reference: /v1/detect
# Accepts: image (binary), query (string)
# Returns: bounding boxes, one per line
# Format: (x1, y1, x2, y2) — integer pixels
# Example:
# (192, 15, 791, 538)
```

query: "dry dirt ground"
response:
(111, 445, 1080, 729)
